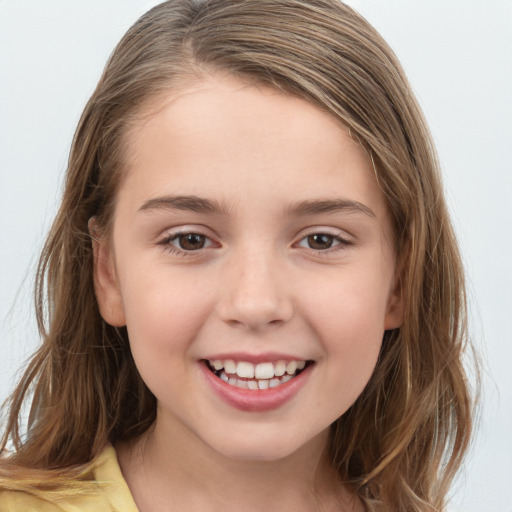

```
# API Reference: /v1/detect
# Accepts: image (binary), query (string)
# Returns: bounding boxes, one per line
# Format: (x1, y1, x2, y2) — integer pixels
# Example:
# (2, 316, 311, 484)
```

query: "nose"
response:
(216, 247, 294, 331)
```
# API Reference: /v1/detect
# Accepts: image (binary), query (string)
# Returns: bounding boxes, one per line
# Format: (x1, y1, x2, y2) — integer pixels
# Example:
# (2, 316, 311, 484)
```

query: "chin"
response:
(203, 426, 325, 463)
(214, 443, 297, 462)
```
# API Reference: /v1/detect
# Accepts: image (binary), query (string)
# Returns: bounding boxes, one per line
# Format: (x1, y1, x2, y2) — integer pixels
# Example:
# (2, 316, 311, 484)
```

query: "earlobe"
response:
(89, 219, 126, 327)
(384, 277, 404, 330)
(384, 292, 404, 330)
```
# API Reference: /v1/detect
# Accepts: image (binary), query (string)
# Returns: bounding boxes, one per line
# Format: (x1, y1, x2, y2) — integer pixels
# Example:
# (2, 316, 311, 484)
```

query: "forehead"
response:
(117, 73, 388, 222)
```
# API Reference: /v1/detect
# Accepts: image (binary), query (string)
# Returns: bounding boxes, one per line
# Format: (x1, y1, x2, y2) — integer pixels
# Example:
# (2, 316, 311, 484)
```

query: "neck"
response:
(116, 414, 360, 512)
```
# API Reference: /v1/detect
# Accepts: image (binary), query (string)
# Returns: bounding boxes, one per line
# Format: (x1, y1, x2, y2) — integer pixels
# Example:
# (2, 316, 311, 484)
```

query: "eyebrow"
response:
(138, 195, 375, 218)
(284, 198, 376, 218)
(138, 195, 231, 215)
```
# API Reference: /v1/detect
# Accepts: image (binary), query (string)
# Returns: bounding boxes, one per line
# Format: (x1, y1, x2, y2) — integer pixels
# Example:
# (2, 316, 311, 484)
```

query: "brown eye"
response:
(306, 234, 335, 250)
(175, 233, 207, 251)
(296, 232, 351, 252)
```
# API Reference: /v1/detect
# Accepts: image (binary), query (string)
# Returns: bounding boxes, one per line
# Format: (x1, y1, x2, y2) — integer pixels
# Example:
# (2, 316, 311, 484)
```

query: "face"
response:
(94, 74, 402, 462)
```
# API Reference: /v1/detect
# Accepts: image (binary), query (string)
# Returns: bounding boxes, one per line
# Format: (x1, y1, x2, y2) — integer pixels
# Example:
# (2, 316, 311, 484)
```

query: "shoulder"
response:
(0, 445, 138, 512)
(0, 491, 68, 512)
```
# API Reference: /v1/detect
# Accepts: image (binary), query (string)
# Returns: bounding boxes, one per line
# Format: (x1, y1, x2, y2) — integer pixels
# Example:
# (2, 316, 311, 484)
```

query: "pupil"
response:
(180, 233, 205, 250)
(308, 234, 333, 250)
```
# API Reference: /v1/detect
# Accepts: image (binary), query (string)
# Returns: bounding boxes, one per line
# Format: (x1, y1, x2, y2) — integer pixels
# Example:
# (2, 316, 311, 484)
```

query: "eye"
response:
(296, 233, 351, 251)
(173, 233, 208, 251)
(158, 231, 217, 253)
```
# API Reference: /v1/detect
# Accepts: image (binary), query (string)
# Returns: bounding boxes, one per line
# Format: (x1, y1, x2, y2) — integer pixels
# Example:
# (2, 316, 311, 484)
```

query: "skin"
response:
(93, 73, 403, 511)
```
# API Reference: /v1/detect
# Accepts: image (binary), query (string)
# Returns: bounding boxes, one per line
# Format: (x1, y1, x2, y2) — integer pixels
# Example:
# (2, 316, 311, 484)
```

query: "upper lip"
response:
(202, 352, 310, 364)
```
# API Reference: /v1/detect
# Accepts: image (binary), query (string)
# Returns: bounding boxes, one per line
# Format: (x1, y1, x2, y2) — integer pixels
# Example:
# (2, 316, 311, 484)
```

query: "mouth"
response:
(203, 358, 313, 390)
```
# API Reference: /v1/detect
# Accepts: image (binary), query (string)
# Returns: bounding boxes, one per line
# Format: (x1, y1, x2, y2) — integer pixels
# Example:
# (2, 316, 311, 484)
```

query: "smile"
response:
(206, 359, 310, 390)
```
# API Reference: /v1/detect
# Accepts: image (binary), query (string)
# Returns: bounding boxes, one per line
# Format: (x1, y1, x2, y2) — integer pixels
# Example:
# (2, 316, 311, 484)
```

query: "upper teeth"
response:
(209, 359, 306, 380)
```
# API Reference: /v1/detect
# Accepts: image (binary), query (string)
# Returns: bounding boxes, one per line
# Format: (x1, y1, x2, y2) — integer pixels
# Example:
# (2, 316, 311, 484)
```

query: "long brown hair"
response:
(0, 1, 475, 510)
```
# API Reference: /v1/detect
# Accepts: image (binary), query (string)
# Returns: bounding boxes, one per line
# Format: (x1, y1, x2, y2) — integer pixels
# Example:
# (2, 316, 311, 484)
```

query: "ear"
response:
(89, 219, 126, 327)
(384, 274, 404, 330)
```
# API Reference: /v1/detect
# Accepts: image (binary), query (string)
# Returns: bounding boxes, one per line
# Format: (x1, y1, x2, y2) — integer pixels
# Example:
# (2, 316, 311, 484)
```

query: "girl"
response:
(0, 1, 474, 511)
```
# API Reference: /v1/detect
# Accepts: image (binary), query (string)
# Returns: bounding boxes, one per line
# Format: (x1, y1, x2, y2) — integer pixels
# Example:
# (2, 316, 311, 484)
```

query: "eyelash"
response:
(156, 230, 352, 256)
(295, 232, 352, 253)
(157, 231, 217, 256)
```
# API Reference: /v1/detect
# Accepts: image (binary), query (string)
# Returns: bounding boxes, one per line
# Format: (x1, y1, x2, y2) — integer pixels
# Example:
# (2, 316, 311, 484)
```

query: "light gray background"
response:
(1, 1, 511, 510)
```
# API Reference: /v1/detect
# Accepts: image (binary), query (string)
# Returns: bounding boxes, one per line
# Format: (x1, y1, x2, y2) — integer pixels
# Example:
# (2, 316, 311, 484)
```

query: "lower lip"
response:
(200, 363, 313, 412)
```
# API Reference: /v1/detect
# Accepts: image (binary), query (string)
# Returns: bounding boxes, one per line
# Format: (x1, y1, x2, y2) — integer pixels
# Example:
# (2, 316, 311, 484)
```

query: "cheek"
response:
(299, 266, 390, 400)
(118, 271, 214, 379)
(302, 264, 391, 341)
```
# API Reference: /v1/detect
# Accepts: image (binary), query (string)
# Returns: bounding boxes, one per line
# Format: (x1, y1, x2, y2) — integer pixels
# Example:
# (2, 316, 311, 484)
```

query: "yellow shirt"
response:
(0, 446, 138, 512)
